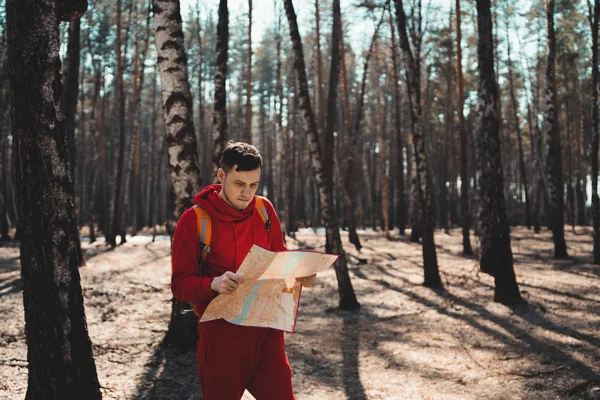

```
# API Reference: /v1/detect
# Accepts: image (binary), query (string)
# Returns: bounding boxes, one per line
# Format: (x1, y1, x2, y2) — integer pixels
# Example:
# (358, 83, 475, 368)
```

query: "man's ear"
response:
(217, 168, 225, 183)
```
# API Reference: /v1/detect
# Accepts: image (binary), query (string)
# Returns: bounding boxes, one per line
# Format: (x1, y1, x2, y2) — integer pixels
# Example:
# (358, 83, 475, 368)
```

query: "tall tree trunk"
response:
(7, 0, 101, 396)
(62, 18, 85, 263)
(339, 24, 361, 249)
(456, 0, 473, 254)
(375, 39, 390, 238)
(475, 0, 521, 304)
(343, 8, 387, 249)
(393, 0, 441, 288)
(63, 19, 80, 183)
(506, 29, 531, 229)
(154, 0, 202, 351)
(442, 14, 453, 234)
(389, 9, 406, 235)
(212, 0, 228, 177)
(590, 0, 600, 263)
(284, 0, 359, 310)
(0, 52, 11, 241)
(544, 0, 568, 258)
(244, 0, 253, 144)
(314, 0, 325, 137)
(124, 0, 152, 236)
(106, 0, 127, 247)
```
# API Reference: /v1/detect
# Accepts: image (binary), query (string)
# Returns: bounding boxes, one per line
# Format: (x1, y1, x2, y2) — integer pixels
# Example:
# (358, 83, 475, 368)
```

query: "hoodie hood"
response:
(194, 184, 256, 222)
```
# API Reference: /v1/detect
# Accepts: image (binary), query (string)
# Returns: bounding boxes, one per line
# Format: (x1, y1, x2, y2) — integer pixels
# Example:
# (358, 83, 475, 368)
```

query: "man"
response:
(171, 141, 315, 400)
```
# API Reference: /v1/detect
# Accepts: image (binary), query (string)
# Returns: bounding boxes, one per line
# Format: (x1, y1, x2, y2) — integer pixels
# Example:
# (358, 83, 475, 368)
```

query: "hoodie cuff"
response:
(199, 277, 218, 299)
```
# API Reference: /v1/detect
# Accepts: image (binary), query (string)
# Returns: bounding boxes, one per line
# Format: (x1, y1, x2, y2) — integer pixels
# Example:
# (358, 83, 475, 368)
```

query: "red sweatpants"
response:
(197, 320, 296, 400)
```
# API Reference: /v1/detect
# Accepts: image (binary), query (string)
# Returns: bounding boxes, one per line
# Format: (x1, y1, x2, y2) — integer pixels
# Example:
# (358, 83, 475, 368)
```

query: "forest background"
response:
(0, 0, 599, 399)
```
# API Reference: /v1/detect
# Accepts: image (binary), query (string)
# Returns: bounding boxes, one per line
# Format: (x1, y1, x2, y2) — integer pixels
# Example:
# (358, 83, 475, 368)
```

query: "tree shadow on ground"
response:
(133, 337, 200, 400)
(354, 266, 599, 396)
(341, 312, 367, 400)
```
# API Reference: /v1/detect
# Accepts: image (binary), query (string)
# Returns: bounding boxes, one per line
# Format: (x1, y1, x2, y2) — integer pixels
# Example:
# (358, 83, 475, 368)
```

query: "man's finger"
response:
(225, 271, 243, 284)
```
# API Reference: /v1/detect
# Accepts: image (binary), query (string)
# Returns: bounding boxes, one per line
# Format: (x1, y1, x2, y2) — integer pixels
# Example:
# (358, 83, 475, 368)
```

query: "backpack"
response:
(183, 197, 271, 316)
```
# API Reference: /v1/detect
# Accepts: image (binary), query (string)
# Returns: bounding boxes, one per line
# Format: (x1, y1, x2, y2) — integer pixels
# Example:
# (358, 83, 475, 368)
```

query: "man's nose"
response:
(241, 187, 250, 197)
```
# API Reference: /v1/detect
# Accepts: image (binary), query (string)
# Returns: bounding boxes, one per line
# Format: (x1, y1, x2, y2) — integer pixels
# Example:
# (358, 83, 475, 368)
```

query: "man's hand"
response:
(211, 271, 245, 295)
(296, 274, 317, 288)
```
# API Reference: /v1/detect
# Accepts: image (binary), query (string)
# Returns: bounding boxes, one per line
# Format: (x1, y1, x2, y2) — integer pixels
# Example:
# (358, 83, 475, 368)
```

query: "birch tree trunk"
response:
(284, 0, 359, 310)
(154, 0, 202, 350)
(393, 0, 441, 288)
(475, 0, 521, 304)
(7, 0, 102, 396)
(544, 0, 568, 258)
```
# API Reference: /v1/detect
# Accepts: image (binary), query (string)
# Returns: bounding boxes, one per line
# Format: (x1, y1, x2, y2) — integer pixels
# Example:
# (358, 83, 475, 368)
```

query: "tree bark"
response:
(506, 28, 531, 229)
(7, 0, 101, 396)
(590, 0, 600, 263)
(456, 0, 473, 254)
(375, 39, 390, 238)
(154, 0, 202, 350)
(393, 0, 441, 288)
(389, 9, 406, 236)
(284, 0, 360, 310)
(475, 0, 521, 304)
(339, 24, 361, 249)
(314, 0, 325, 137)
(124, 0, 152, 236)
(106, 0, 127, 247)
(244, 0, 253, 144)
(212, 0, 229, 177)
(544, 0, 568, 258)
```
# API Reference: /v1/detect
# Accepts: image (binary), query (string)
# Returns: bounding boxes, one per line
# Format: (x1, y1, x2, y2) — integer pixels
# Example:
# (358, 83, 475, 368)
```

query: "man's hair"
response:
(220, 141, 262, 172)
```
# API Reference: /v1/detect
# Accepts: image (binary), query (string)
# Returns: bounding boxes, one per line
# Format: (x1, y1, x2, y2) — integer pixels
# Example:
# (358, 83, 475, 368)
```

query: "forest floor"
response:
(0, 226, 599, 400)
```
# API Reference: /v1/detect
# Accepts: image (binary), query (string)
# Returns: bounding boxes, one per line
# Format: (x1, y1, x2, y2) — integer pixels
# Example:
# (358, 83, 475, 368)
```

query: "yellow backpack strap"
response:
(193, 205, 212, 263)
(255, 197, 271, 230)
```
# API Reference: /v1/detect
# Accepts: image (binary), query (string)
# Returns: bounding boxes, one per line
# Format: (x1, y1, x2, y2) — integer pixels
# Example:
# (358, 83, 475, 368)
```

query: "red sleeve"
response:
(171, 208, 217, 302)
(263, 198, 287, 252)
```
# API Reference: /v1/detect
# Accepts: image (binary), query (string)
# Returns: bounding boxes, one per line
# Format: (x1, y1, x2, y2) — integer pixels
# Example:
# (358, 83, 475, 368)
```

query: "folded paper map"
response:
(200, 244, 338, 332)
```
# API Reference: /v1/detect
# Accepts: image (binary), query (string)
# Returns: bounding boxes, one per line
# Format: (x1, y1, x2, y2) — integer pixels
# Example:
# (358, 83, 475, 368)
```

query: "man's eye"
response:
(236, 182, 244, 187)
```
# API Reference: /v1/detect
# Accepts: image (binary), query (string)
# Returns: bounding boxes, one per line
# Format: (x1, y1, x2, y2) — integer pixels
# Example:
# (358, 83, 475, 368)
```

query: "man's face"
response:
(217, 166, 261, 211)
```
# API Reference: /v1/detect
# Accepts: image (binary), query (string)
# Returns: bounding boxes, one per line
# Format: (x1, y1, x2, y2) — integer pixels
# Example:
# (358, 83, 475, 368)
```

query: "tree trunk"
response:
(244, 0, 253, 144)
(314, 0, 325, 137)
(106, 0, 127, 247)
(284, 0, 360, 310)
(475, 0, 521, 304)
(456, 0, 473, 254)
(342, 7, 387, 249)
(61, 18, 86, 264)
(506, 30, 531, 229)
(544, 0, 568, 258)
(375, 40, 390, 238)
(389, 9, 406, 236)
(339, 25, 362, 250)
(154, 0, 202, 351)
(124, 0, 152, 236)
(393, 0, 441, 288)
(212, 0, 229, 176)
(590, 0, 600, 263)
(7, 0, 101, 396)
(133, 1, 152, 234)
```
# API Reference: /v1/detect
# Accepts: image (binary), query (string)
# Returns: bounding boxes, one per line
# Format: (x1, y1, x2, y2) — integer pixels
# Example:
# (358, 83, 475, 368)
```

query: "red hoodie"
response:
(171, 184, 287, 319)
